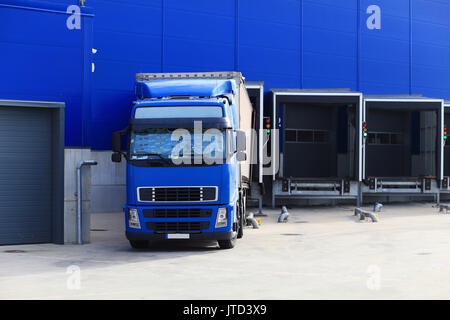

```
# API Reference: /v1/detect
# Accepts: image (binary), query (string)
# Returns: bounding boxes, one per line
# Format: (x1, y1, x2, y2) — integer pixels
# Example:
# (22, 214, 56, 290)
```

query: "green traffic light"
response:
(266, 129, 271, 134)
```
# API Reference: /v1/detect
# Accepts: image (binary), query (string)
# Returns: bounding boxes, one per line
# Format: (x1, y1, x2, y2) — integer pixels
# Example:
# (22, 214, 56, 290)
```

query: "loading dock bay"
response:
(361, 97, 444, 202)
(441, 101, 450, 194)
(270, 89, 363, 208)
(245, 82, 265, 213)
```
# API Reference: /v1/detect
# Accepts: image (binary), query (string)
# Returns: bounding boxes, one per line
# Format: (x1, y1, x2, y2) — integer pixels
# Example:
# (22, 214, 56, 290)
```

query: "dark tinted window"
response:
(368, 133, 376, 144)
(297, 130, 313, 142)
(391, 133, 403, 144)
(314, 131, 329, 143)
(368, 132, 404, 145)
(285, 130, 297, 142)
(378, 133, 390, 144)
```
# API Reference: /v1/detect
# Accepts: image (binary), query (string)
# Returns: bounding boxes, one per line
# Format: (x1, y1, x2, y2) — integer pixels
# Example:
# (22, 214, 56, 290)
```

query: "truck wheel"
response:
(129, 240, 148, 249)
(218, 238, 236, 249)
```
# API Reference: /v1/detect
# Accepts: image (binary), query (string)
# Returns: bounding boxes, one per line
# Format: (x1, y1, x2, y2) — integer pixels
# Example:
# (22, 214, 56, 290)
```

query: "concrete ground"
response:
(1, 202, 450, 300)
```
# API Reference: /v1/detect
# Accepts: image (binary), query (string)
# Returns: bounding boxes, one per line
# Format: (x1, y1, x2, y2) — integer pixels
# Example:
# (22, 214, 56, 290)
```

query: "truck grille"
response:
(143, 208, 212, 218)
(138, 187, 217, 202)
(147, 221, 209, 233)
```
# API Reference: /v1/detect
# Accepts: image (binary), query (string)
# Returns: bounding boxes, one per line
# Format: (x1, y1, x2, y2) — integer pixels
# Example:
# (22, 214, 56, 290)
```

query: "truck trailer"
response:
(111, 72, 255, 249)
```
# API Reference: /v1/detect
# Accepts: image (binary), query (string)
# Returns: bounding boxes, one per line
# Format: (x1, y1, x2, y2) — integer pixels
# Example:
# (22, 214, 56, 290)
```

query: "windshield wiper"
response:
(133, 153, 164, 158)
(132, 153, 171, 163)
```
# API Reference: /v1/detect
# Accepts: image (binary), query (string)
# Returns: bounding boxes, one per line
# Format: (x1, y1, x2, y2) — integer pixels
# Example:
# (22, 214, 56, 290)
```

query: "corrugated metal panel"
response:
(360, 0, 410, 94)
(411, 0, 450, 98)
(0, 1, 93, 147)
(2, 1, 450, 149)
(0, 106, 53, 244)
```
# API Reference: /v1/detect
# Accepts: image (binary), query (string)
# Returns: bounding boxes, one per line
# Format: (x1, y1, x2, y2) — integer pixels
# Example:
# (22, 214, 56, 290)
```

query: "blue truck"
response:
(112, 72, 255, 249)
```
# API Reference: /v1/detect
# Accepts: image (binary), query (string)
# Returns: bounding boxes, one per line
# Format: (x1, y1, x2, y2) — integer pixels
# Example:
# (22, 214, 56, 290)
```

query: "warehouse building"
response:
(1, 0, 450, 244)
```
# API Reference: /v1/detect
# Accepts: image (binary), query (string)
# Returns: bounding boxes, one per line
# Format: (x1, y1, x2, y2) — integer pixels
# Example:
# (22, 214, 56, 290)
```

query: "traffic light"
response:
(362, 122, 368, 138)
(264, 117, 271, 134)
(444, 125, 447, 143)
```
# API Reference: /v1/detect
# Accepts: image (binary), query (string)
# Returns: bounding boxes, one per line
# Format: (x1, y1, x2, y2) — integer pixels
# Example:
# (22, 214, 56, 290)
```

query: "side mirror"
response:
(112, 131, 122, 153)
(236, 130, 246, 152)
(111, 152, 122, 163)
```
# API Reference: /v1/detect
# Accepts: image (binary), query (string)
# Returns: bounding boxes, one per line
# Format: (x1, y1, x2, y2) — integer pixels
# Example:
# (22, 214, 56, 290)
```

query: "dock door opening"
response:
(364, 99, 442, 180)
(444, 104, 450, 177)
(272, 90, 362, 182)
(270, 90, 362, 206)
(283, 102, 357, 179)
(362, 97, 443, 195)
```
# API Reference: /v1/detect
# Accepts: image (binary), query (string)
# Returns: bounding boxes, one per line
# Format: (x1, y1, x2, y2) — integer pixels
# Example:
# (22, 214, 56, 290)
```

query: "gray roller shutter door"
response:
(0, 106, 53, 244)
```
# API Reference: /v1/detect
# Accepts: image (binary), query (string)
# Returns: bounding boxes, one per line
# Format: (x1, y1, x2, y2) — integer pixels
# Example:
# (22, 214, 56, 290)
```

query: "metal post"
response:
(356, 181, 362, 208)
(258, 196, 263, 214)
(76, 160, 98, 245)
(272, 186, 276, 209)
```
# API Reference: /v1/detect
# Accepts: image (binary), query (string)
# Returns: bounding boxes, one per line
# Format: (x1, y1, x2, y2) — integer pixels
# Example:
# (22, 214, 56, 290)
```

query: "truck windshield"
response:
(129, 128, 227, 165)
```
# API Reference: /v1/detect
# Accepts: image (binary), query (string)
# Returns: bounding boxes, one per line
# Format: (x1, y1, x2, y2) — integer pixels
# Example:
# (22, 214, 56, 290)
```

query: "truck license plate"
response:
(166, 234, 190, 239)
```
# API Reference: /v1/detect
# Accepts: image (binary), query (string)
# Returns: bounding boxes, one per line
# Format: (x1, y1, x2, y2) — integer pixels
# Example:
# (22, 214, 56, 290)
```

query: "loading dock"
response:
(245, 82, 265, 213)
(441, 101, 450, 193)
(270, 89, 363, 207)
(362, 96, 444, 201)
(0, 99, 64, 245)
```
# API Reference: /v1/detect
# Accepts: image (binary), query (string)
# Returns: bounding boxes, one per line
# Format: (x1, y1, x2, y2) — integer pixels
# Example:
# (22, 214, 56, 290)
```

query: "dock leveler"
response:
(270, 89, 363, 207)
(361, 96, 444, 202)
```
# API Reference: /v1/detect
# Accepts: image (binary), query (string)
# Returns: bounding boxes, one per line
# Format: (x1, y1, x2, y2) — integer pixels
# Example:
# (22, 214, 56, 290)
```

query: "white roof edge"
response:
(0, 99, 65, 108)
(272, 91, 361, 96)
(136, 71, 243, 82)
(364, 98, 443, 103)
(245, 83, 264, 89)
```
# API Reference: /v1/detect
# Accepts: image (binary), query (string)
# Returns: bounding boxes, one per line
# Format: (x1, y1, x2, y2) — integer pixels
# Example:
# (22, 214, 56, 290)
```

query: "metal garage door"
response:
(0, 106, 53, 244)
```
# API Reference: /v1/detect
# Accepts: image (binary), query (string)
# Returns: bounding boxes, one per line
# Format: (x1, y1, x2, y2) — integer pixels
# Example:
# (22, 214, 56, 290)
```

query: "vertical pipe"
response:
(77, 165, 82, 245)
(76, 160, 97, 245)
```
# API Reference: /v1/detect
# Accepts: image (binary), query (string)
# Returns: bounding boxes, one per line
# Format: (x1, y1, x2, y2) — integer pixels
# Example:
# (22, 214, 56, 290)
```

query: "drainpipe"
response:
(77, 160, 97, 245)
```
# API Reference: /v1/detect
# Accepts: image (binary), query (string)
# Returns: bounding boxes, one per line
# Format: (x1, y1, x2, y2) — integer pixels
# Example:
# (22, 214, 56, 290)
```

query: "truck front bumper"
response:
(124, 203, 237, 241)
(126, 230, 236, 241)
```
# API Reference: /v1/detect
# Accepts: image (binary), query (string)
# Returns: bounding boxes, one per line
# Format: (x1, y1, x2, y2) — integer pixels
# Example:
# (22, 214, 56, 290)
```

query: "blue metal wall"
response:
(1, 0, 450, 149)
(0, 0, 93, 146)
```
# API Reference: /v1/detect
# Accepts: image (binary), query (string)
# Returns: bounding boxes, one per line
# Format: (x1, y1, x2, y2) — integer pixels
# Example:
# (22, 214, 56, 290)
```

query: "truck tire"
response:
(129, 240, 148, 249)
(218, 238, 236, 249)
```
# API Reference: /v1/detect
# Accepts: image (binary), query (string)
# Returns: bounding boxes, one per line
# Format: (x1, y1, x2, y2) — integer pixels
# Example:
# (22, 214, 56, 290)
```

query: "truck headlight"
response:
(128, 208, 141, 229)
(215, 207, 228, 228)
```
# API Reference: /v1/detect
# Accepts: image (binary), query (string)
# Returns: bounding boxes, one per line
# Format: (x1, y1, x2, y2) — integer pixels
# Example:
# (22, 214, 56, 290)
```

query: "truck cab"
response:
(112, 72, 254, 249)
